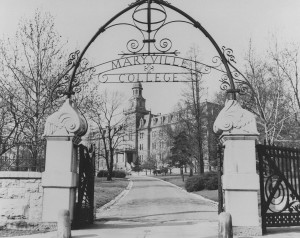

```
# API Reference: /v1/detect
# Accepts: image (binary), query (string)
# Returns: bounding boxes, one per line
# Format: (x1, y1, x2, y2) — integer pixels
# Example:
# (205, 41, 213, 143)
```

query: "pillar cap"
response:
(213, 100, 259, 136)
(43, 99, 88, 138)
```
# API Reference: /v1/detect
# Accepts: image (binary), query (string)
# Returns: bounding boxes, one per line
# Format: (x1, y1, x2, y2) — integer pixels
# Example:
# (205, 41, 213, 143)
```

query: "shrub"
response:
(113, 170, 126, 178)
(185, 176, 205, 192)
(203, 172, 218, 190)
(184, 172, 218, 192)
(97, 170, 126, 178)
(97, 170, 108, 177)
(153, 169, 161, 175)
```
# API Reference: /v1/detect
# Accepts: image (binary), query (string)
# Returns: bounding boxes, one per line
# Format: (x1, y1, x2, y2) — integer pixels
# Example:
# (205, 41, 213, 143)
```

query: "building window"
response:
(140, 144, 143, 150)
(152, 142, 156, 149)
(140, 133, 144, 139)
(129, 133, 133, 141)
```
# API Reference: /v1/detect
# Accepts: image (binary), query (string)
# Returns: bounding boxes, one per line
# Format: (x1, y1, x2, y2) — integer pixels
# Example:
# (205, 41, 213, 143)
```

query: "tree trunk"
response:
(189, 167, 193, 177)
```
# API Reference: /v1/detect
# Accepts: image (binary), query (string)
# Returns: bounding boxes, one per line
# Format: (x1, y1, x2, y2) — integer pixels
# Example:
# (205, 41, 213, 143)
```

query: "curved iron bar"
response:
(68, 0, 237, 99)
(67, 0, 146, 97)
(153, 0, 237, 99)
(150, 18, 193, 54)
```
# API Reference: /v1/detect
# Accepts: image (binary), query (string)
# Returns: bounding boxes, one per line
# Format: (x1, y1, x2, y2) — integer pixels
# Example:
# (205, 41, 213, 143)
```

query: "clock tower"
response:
(123, 82, 149, 164)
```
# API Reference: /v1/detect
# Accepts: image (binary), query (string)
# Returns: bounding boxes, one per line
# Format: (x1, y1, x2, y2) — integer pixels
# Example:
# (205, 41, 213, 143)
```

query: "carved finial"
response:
(213, 100, 259, 135)
(43, 99, 88, 138)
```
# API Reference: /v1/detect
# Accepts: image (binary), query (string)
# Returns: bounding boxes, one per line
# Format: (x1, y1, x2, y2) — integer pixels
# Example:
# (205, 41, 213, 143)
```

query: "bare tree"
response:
(224, 42, 294, 143)
(0, 10, 70, 148)
(84, 89, 126, 181)
(269, 42, 300, 126)
(180, 46, 206, 174)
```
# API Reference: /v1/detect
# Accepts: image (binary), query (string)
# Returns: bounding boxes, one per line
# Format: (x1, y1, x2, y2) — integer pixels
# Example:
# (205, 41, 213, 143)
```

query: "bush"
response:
(113, 170, 126, 178)
(97, 170, 126, 178)
(153, 169, 161, 175)
(202, 172, 218, 190)
(97, 170, 108, 177)
(185, 172, 218, 192)
(185, 176, 205, 192)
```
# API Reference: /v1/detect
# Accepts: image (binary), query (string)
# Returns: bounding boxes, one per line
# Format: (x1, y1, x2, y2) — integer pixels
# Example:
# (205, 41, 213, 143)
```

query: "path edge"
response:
(95, 178, 133, 218)
(154, 176, 218, 207)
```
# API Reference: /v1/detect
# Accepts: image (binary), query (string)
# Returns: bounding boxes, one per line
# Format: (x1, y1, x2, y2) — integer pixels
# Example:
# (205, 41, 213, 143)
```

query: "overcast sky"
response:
(1, 0, 300, 114)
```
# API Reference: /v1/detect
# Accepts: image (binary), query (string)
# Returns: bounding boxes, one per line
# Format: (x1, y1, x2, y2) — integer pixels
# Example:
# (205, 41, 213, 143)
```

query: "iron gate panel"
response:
(73, 144, 95, 228)
(217, 144, 224, 214)
(257, 144, 300, 232)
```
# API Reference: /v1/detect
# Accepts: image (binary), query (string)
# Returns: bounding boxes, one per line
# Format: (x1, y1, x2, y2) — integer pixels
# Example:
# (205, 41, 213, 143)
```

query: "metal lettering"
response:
(146, 73, 152, 82)
(123, 58, 132, 67)
(163, 73, 170, 82)
(173, 57, 179, 66)
(119, 74, 125, 83)
(141, 55, 147, 64)
(181, 59, 188, 68)
(150, 55, 160, 63)
(128, 74, 135, 82)
(164, 56, 171, 65)
(155, 73, 161, 82)
(133, 56, 140, 65)
(112, 59, 121, 69)
(173, 73, 178, 82)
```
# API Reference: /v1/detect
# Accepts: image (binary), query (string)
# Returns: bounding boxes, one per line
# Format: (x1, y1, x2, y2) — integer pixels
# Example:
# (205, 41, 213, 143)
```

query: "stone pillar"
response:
(41, 99, 88, 222)
(214, 100, 262, 236)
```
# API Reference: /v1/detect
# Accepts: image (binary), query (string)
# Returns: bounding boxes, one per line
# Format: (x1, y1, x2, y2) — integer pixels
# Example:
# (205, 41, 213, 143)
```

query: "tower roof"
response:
(132, 82, 143, 89)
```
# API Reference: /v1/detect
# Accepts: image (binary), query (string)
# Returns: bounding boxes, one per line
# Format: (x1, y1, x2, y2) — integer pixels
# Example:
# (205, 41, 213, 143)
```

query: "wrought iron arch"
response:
(66, 0, 239, 99)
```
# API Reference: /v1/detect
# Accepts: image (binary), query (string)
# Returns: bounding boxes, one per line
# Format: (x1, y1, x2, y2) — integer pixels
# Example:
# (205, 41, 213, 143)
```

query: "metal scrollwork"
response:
(98, 74, 109, 83)
(144, 64, 154, 73)
(127, 39, 143, 53)
(120, 2, 177, 56)
(154, 38, 172, 53)
(222, 46, 236, 64)
(66, 50, 80, 67)
(219, 74, 231, 91)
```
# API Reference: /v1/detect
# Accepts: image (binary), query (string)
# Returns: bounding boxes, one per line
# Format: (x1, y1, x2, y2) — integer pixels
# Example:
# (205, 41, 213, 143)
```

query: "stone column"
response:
(214, 100, 262, 236)
(41, 99, 87, 222)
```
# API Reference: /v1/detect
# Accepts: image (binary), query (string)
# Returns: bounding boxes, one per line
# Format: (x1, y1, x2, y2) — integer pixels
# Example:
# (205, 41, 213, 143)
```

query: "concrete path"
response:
(74, 175, 219, 238)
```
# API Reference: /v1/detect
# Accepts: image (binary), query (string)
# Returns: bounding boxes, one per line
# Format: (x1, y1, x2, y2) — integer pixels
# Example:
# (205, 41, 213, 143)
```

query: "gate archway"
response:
(42, 0, 262, 236)
(62, 0, 249, 227)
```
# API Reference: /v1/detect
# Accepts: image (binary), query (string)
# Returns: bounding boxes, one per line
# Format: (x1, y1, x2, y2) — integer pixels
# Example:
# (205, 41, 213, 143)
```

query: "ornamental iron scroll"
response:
(57, 50, 96, 97)
(65, 0, 242, 99)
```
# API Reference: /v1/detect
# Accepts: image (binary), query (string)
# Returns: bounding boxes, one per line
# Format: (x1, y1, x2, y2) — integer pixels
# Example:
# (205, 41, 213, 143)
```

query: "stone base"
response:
(233, 226, 262, 237)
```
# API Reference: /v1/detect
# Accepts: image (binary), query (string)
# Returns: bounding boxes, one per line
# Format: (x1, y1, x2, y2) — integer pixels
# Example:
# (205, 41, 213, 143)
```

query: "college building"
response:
(92, 82, 221, 172)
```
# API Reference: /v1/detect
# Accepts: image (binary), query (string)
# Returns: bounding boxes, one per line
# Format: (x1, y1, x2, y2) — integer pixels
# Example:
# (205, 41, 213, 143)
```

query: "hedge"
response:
(185, 171, 218, 192)
(97, 170, 126, 178)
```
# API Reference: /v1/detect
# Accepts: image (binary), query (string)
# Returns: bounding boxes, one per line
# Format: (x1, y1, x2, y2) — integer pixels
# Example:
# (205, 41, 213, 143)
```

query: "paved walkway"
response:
(10, 175, 300, 238)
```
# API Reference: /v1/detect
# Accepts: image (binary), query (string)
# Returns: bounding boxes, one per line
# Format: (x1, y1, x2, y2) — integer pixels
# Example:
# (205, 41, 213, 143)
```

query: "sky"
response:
(1, 0, 300, 114)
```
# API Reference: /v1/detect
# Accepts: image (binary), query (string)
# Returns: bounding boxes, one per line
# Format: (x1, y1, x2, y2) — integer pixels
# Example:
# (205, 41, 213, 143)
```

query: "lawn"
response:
(94, 177, 130, 209)
(151, 173, 218, 202)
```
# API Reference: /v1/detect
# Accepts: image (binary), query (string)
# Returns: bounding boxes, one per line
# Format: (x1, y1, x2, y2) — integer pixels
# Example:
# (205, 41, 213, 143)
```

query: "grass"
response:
(94, 177, 130, 209)
(151, 173, 218, 202)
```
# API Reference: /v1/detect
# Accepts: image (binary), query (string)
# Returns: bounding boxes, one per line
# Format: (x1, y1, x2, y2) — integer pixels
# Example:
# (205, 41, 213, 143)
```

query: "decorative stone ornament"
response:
(213, 100, 258, 135)
(43, 99, 88, 138)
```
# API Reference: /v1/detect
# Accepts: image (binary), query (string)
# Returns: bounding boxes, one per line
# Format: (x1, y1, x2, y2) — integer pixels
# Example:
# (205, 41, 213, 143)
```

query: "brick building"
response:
(94, 82, 221, 172)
